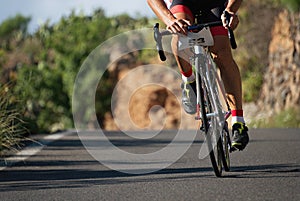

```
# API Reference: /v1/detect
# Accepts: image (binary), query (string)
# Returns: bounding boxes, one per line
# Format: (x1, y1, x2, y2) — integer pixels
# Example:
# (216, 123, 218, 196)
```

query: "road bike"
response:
(153, 12, 237, 177)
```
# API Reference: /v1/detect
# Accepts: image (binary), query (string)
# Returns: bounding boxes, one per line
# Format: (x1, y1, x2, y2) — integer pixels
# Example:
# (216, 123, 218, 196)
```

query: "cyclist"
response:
(147, 0, 249, 150)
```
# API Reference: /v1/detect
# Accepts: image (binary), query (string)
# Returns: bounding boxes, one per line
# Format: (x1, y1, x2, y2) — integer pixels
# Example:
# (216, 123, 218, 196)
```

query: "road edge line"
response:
(0, 130, 76, 171)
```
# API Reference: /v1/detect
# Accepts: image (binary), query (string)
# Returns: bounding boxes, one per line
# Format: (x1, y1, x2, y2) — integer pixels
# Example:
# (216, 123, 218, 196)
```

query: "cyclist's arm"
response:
(147, 0, 191, 35)
(225, 0, 243, 14)
(222, 0, 243, 30)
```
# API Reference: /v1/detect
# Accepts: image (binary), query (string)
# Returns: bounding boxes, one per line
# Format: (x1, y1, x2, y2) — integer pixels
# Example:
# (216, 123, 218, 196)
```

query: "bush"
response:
(14, 64, 72, 133)
(250, 107, 300, 128)
(280, 0, 300, 12)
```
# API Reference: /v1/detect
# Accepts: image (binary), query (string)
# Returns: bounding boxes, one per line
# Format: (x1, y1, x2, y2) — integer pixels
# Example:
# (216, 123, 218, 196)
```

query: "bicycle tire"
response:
(201, 81, 223, 177)
(207, 61, 231, 172)
(221, 122, 230, 171)
(196, 60, 222, 177)
(196, 55, 229, 177)
(207, 127, 223, 177)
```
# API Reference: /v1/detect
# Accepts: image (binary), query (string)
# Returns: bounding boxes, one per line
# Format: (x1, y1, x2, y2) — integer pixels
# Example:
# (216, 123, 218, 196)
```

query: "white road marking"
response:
(0, 130, 76, 170)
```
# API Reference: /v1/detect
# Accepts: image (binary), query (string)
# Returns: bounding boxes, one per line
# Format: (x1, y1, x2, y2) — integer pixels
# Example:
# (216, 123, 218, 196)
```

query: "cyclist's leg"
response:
(169, 4, 197, 114)
(169, 5, 194, 79)
(209, 35, 243, 112)
(209, 34, 249, 150)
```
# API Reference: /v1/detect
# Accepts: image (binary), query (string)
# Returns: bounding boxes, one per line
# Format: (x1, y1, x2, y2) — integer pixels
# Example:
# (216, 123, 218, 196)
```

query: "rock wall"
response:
(258, 10, 300, 115)
(103, 52, 195, 131)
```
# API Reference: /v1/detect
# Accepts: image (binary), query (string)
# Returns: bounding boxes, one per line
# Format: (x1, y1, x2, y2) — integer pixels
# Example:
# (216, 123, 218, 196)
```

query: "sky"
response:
(0, 0, 156, 33)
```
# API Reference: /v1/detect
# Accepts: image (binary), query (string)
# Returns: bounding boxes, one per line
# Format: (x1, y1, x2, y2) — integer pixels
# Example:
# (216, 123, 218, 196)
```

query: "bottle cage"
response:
(178, 27, 214, 50)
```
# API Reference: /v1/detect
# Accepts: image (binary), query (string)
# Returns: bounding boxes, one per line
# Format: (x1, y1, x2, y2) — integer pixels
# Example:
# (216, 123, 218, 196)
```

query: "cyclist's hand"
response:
(166, 18, 191, 35)
(221, 11, 239, 30)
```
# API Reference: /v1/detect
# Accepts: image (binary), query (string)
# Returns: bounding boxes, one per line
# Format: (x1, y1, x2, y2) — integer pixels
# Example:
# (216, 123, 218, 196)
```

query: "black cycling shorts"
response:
(169, 0, 227, 23)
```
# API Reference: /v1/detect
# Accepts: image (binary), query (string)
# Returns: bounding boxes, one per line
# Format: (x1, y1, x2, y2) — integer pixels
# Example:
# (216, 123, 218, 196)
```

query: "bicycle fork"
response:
(194, 46, 209, 132)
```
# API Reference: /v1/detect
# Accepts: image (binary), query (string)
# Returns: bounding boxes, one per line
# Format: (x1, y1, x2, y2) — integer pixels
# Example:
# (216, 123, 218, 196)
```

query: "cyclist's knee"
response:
(210, 36, 233, 62)
(212, 50, 233, 67)
(171, 36, 193, 60)
(171, 35, 180, 52)
(211, 46, 234, 68)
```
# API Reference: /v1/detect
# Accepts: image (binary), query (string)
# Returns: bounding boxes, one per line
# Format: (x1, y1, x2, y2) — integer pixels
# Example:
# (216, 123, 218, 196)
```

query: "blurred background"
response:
(0, 0, 299, 154)
(0, 0, 155, 33)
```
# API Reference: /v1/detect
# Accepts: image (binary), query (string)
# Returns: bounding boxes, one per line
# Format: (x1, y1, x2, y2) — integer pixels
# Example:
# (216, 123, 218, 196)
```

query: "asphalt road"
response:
(0, 128, 299, 201)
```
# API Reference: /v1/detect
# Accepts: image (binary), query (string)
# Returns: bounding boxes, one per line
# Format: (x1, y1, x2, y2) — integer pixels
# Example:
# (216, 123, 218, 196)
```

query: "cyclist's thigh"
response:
(169, 0, 194, 22)
(169, 2, 194, 51)
(209, 35, 234, 61)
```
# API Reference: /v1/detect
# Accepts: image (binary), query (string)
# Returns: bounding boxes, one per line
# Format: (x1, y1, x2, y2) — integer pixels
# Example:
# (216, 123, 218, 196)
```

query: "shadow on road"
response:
(0, 129, 299, 192)
(226, 163, 300, 178)
(0, 162, 299, 192)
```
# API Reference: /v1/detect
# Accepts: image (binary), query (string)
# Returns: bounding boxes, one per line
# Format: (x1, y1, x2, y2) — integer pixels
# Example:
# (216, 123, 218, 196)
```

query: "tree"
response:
(0, 14, 31, 50)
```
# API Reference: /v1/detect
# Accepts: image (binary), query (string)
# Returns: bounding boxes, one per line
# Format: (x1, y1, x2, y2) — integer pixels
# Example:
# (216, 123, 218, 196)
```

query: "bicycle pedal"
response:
(200, 124, 205, 132)
(230, 146, 238, 152)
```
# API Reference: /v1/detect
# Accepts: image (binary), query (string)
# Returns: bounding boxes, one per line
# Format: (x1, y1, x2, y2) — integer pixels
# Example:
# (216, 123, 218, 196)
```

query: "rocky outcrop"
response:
(258, 10, 300, 115)
(103, 54, 195, 131)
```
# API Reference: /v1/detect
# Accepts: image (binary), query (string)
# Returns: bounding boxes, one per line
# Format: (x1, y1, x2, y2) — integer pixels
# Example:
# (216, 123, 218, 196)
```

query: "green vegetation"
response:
(0, 14, 31, 50)
(280, 0, 300, 12)
(3, 9, 150, 133)
(0, 83, 26, 155)
(0, 9, 151, 153)
(255, 0, 300, 11)
(250, 107, 300, 128)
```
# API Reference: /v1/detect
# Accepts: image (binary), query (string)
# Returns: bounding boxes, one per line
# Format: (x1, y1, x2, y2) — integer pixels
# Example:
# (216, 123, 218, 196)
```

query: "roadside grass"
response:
(250, 107, 300, 128)
(0, 84, 27, 156)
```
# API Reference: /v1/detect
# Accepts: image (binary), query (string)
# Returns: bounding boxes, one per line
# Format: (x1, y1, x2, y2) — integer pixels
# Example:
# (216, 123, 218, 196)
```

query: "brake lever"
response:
(224, 11, 237, 49)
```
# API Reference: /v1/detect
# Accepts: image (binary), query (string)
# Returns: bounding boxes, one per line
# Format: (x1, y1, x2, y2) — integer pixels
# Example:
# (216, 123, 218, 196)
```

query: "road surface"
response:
(0, 128, 299, 200)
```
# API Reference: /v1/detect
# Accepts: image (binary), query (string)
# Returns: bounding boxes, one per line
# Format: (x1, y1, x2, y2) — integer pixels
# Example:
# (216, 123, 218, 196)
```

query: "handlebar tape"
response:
(154, 23, 166, 61)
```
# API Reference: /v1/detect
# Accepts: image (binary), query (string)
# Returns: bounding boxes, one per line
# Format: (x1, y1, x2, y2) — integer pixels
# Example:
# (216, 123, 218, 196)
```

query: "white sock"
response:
(182, 73, 195, 83)
(232, 116, 245, 125)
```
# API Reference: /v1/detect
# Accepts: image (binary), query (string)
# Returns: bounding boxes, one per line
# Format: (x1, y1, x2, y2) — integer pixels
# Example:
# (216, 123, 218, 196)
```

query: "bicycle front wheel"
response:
(197, 58, 228, 177)
(197, 74, 223, 177)
(221, 121, 230, 172)
(206, 125, 223, 177)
